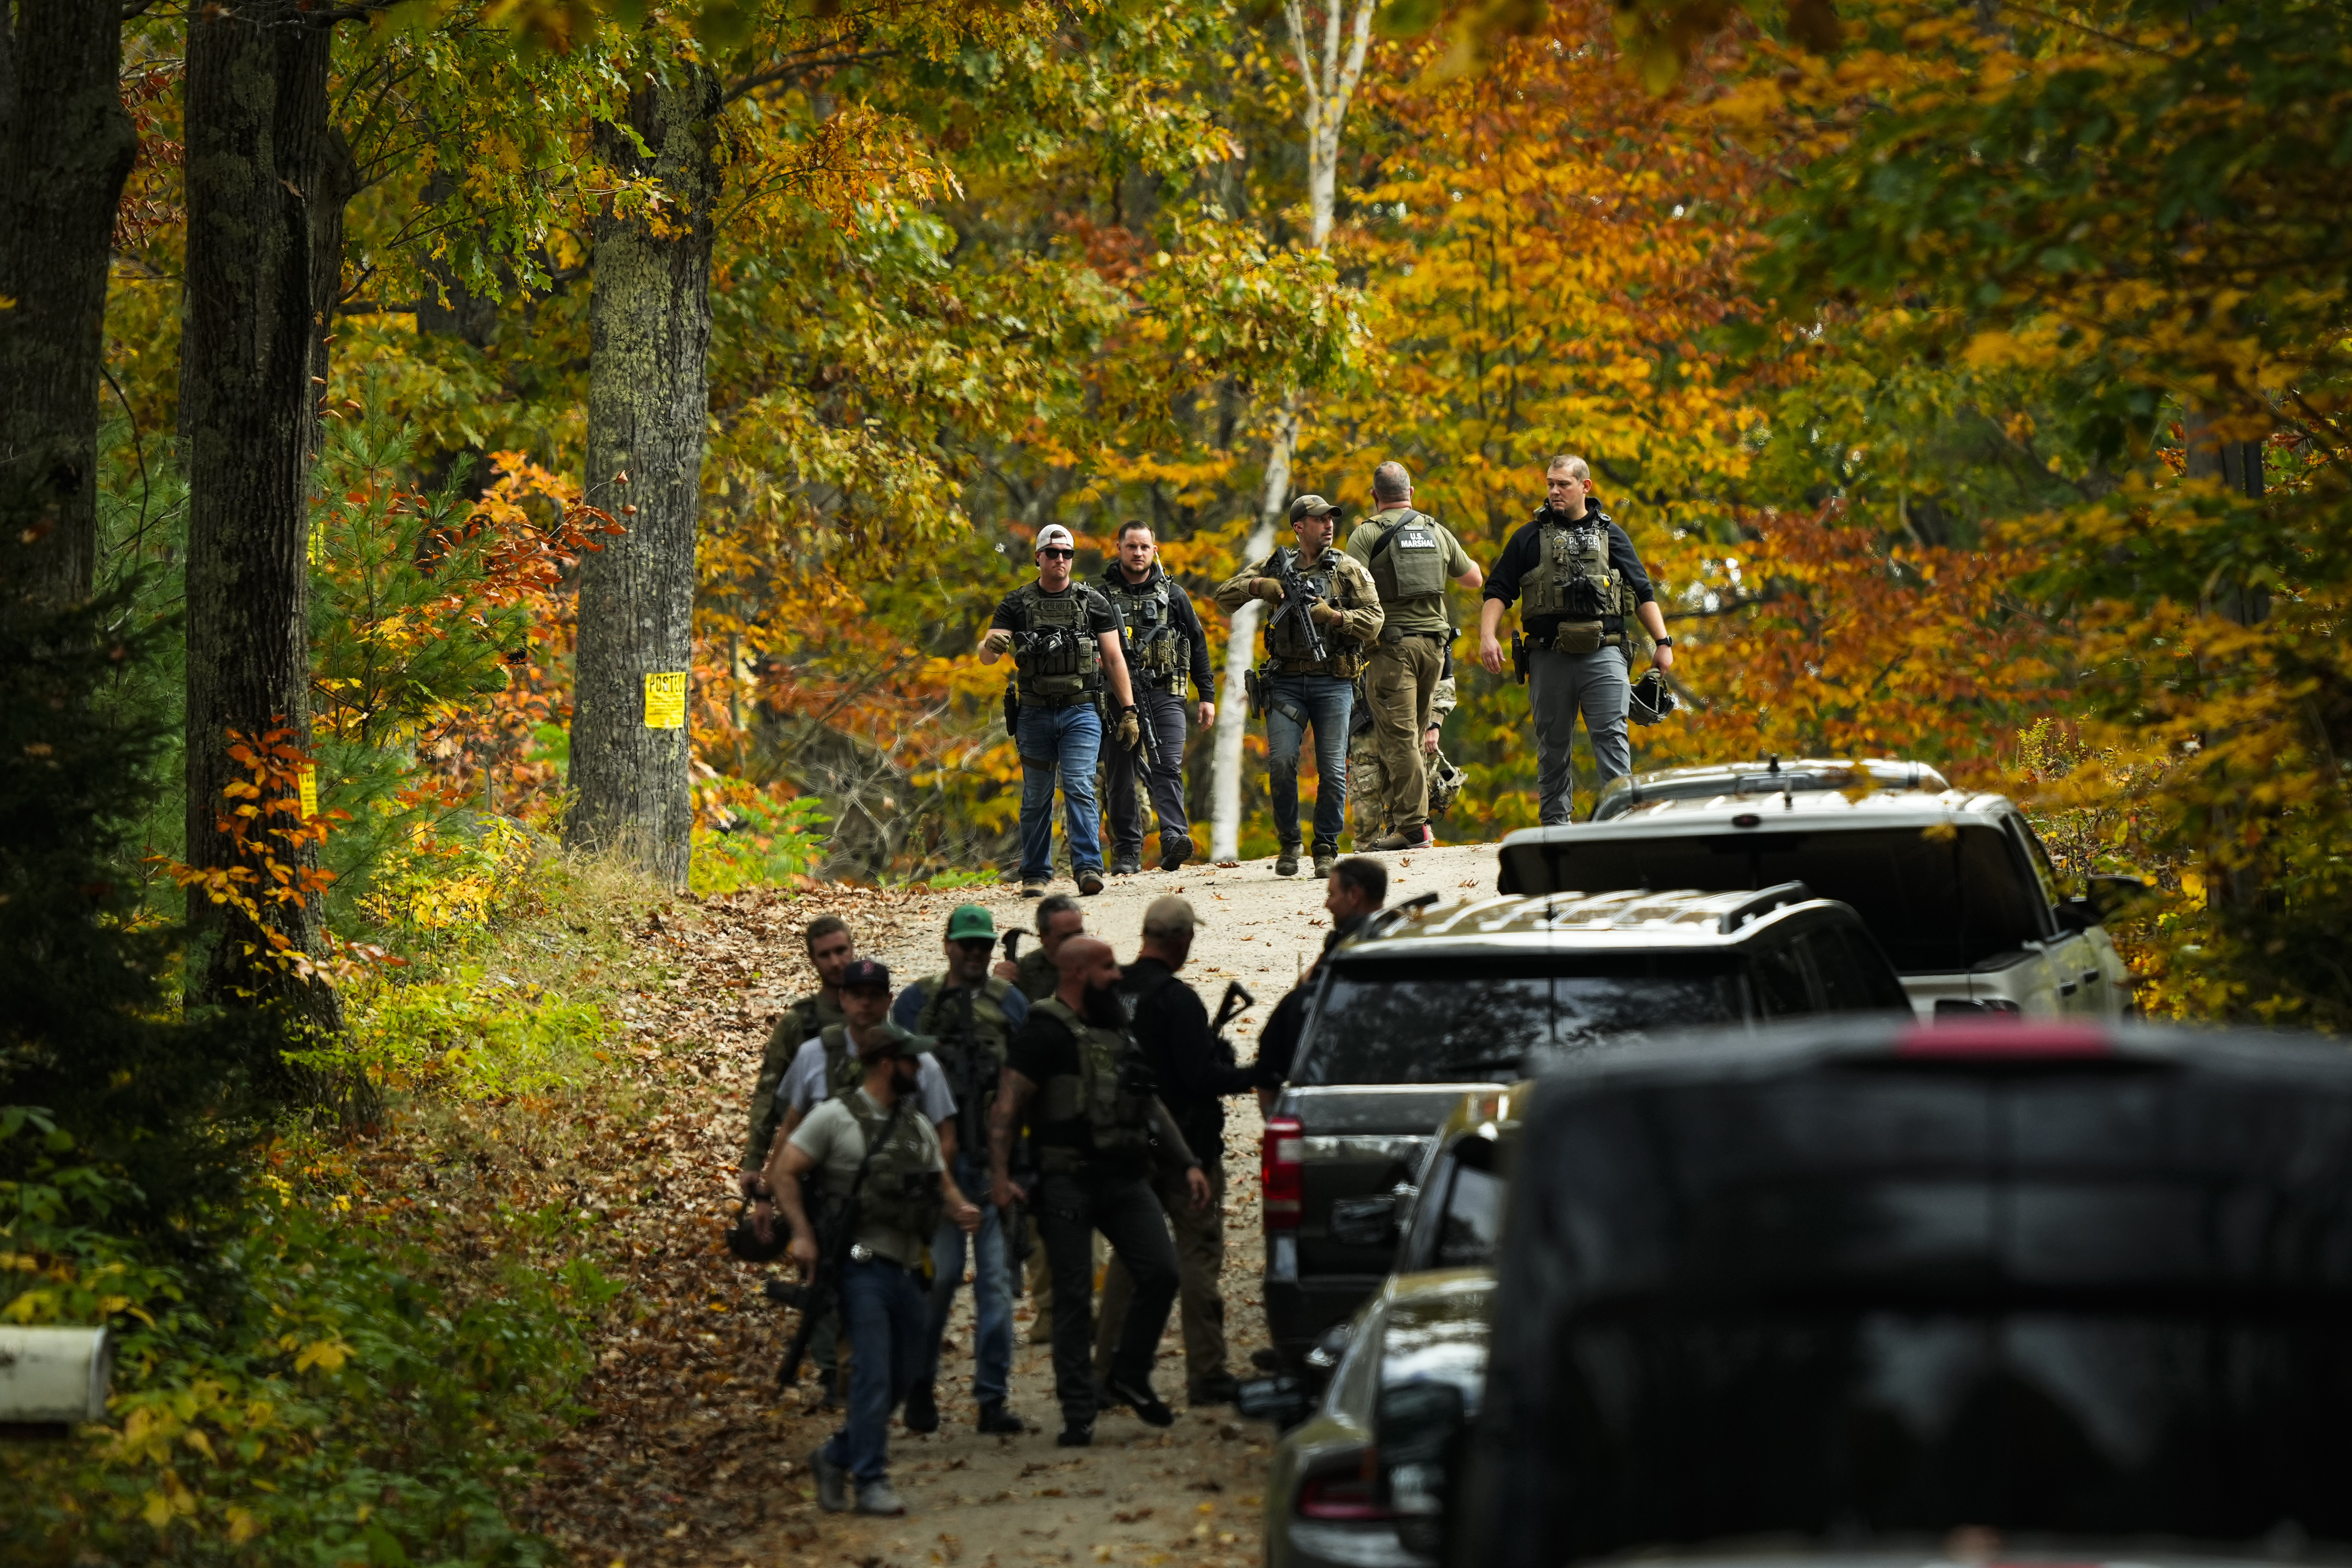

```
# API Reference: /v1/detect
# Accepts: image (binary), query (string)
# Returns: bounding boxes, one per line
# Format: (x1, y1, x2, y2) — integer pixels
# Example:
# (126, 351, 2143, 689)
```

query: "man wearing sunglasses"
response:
(892, 904, 1033, 1438)
(981, 524, 1139, 897)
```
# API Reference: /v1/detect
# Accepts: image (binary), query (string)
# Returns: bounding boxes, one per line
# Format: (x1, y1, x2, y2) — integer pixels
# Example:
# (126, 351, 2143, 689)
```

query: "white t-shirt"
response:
(776, 1033, 956, 1126)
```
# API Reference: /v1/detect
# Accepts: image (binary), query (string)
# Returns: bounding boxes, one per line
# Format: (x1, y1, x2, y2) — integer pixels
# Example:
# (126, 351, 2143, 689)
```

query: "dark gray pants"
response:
(1034, 1166, 1179, 1426)
(1530, 644, 1630, 825)
(1105, 687, 1191, 863)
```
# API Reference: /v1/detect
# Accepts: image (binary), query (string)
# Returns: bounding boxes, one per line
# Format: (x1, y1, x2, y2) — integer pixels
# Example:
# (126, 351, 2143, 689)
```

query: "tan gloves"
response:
(1309, 603, 1343, 627)
(1251, 578, 1284, 603)
(1115, 707, 1142, 750)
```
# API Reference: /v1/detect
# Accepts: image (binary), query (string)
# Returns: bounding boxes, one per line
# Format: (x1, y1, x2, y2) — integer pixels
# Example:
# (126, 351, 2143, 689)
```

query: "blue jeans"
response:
(821, 1257, 927, 1484)
(1016, 702, 1104, 882)
(1264, 672, 1354, 849)
(916, 1154, 1013, 1405)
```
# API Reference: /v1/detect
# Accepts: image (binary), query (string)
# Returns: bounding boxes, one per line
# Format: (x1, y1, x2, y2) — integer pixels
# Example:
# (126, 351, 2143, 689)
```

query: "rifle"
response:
(1210, 978, 1257, 1040)
(1264, 548, 1331, 668)
(1000, 927, 1031, 969)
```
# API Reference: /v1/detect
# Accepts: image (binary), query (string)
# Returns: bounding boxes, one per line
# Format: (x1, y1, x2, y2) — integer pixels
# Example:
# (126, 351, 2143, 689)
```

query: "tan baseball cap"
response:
(1036, 524, 1077, 552)
(1289, 494, 1338, 522)
(1142, 895, 1202, 936)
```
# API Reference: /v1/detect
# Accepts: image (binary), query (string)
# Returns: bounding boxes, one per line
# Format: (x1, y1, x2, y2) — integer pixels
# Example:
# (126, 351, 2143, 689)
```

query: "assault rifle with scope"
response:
(1263, 548, 1331, 669)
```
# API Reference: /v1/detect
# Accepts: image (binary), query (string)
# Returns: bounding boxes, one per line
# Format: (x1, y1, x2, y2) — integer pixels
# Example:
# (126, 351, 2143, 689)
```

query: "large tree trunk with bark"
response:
(0, 0, 137, 623)
(566, 61, 722, 887)
(179, 1, 340, 1039)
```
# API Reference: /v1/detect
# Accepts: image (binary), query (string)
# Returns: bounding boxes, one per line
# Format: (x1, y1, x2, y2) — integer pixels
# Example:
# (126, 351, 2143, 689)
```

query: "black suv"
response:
(1258, 885, 1909, 1359)
(1373, 1018, 2352, 1568)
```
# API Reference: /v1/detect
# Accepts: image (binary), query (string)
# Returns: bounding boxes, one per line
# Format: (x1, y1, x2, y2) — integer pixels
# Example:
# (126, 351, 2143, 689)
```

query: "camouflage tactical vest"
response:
(1105, 573, 1185, 688)
(819, 1022, 877, 1099)
(1030, 995, 1153, 1171)
(1361, 511, 1449, 602)
(836, 1093, 944, 1240)
(1521, 510, 1632, 653)
(1010, 582, 1103, 705)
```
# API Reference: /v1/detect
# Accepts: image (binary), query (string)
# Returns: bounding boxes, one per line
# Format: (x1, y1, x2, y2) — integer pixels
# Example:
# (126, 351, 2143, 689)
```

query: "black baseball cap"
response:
(839, 958, 891, 993)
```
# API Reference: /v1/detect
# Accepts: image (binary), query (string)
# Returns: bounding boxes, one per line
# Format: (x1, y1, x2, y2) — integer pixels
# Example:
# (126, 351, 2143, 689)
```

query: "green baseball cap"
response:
(946, 903, 997, 942)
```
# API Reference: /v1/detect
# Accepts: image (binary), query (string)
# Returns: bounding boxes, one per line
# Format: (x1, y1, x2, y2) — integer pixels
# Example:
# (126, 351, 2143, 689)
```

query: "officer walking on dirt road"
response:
(1099, 520, 1214, 875)
(891, 906, 1032, 1437)
(740, 915, 855, 1194)
(981, 524, 1140, 899)
(990, 936, 1212, 1447)
(1094, 896, 1268, 1406)
(1347, 462, 1483, 851)
(1478, 455, 1676, 824)
(771, 1009, 981, 1517)
(1213, 496, 1385, 879)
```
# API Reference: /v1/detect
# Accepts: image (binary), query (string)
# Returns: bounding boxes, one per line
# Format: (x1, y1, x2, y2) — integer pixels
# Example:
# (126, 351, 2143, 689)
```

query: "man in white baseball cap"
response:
(980, 525, 1140, 897)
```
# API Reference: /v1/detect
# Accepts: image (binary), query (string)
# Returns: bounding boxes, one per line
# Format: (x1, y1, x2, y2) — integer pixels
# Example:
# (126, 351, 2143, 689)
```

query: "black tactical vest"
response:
(1009, 582, 1104, 705)
(1105, 572, 1185, 688)
(1030, 996, 1153, 1171)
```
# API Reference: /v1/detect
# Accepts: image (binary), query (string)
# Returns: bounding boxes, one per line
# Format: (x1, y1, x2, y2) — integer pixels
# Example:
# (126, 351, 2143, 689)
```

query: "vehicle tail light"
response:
(1897, 1021, 2110, 1059)
(1297, 1455, 1390, 1521)
(1262, 1116, 1304, 1229)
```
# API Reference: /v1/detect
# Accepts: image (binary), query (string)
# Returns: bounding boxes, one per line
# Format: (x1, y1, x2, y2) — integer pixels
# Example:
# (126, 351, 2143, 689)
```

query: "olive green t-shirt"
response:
(1346, 511, 1475, 634)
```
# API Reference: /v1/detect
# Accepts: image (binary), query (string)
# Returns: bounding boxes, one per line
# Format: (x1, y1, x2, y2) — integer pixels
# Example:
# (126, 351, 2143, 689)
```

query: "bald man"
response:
(991, 936, 1211, 1447)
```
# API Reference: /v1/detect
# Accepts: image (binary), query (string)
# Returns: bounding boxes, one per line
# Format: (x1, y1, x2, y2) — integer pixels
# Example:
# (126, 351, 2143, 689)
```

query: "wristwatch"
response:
(1655, 636, 1675, 647)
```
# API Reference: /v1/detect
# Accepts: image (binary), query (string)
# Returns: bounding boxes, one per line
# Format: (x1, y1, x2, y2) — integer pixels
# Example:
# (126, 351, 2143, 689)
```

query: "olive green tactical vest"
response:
(837, 1093, 945, 1240)
(1362, 511, 1449, 602)
(915, 973, 1013, 1122)
(1106, 574, 1184, 687)
(1010, 582, 1102, 705)
(1030, 995, 1153, 1171)
(1260, 549, 1350, 668)
(1522, 512, 1632, 652)
(819, 1023, 874, 1099)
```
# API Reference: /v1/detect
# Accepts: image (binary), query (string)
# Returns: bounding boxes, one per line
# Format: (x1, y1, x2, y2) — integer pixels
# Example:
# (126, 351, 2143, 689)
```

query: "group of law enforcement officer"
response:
(743, 897, 1272, 1510)
(979, 450, 1679, 881)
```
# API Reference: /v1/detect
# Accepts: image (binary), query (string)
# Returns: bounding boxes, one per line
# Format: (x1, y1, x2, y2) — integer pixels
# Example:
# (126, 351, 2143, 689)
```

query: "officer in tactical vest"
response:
(1346, 462, 1484, 851)
(740, 915, 856, 1197)
(1347, 656, 1467, 845)
(1093, 897, 1270, 1406)
(890, 905, 1032, 1436)
(1099, 520, 1215, 875)
(770, 1003, 981, 1519)
(1478, 454, 1675, 824)
(1212, 495, 1386, 878)
(981, 524, 1140, 899)
(996, 894, 1085, 1003)
(990, 936, 1212, 1447)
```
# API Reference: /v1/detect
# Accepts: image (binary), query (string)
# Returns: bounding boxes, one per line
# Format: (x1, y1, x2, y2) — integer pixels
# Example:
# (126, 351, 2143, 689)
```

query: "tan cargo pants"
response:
(1362, 634, 1445, 835)
(1092, 1159, 1227, 1393)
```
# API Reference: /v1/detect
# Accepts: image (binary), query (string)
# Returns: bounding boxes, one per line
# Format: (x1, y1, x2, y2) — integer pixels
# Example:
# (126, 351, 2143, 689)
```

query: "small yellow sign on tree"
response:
(298, 765, 319, 819)
(644, 671, 689, 729)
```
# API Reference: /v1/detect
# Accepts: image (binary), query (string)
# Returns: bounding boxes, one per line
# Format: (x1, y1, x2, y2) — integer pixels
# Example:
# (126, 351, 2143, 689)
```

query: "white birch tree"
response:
(1208, 0, 1375, 862)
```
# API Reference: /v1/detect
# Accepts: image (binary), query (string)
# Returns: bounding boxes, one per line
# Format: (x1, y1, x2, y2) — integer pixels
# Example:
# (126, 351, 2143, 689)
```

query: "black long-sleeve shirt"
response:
(1483, 506, 1655, 645)
(1124, 956, 1259, 1156)
(1098, 563, 1215, 699)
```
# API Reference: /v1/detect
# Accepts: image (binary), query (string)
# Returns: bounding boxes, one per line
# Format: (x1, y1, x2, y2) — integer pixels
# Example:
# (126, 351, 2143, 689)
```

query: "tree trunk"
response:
(1209, 405, 1294, 861)
(180, 1, 340, 1036)
(0, 0, 136, 623)
(566, 60, 722, 887)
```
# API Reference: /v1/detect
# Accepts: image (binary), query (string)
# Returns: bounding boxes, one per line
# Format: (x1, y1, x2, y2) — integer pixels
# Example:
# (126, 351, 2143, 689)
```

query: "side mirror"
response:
(1329, 1191, 1402, 1249)
(2054, 896, 2097, 934)
(1377, 1380, 1467, 1557)
(1236, 1375, 1313, 1430)
(2086, 873, 2155, 921)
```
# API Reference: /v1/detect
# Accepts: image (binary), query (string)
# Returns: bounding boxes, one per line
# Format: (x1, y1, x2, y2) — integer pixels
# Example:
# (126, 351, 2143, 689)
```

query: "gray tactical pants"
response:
(1530, 644, 1630, 825)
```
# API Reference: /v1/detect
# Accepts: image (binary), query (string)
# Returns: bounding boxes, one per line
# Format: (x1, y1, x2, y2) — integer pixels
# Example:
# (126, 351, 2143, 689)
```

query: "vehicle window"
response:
(1541, 825, 2045, 974)
(1750, 940, 1813, 1016)
(2013, 816, 2074, 911)
(1294, 956, 1748, 1086)
(1809, 926, 1911, 1011)
(1434, 1139, 1509, 1269)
